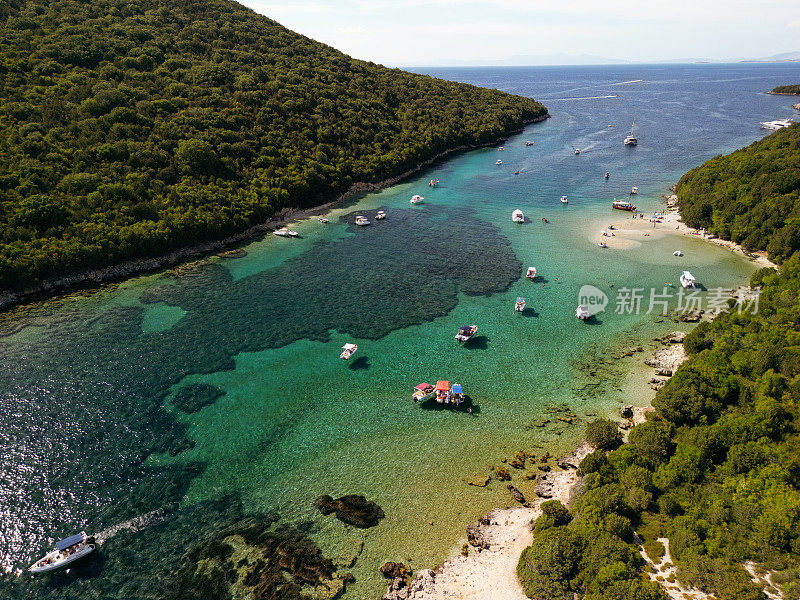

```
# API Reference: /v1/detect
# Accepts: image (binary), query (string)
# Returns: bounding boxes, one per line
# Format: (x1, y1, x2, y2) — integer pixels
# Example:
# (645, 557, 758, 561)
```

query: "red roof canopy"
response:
(415, 383, 433, 391)
(435, 380, 450, 391)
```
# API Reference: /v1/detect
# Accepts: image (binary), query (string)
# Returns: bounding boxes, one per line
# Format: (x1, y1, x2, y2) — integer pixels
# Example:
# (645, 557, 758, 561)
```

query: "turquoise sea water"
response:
(1, 63, 799, 599)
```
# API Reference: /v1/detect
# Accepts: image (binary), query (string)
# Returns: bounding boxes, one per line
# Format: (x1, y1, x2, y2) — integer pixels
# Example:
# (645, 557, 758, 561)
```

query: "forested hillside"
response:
(519, 126, 800, 600)
(0, 0, 546, 291)
(676, 124, 800, 262)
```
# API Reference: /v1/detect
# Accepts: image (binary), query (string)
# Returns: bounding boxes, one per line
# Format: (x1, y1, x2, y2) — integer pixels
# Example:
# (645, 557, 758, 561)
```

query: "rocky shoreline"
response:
(0, 115, 548, 312)
(382, 443, 593, 600)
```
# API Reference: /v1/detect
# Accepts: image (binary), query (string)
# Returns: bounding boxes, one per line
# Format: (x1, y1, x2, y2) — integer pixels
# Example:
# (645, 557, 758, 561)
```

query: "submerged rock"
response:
(507, 484, 526, 504)
(494, 466, 511, 481)
(380, 562, 412, 579)
(467, 474, 491, 487)
(315, 495, 385, 528)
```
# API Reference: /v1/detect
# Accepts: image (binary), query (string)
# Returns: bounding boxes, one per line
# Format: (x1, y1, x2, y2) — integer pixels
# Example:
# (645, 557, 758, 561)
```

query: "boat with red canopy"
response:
(412, 383, 435, 402)
(435, 380, 450, 404)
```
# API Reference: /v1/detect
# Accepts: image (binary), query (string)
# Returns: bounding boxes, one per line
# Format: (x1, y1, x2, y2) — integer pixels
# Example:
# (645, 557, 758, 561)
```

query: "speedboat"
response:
(450, 384, 464, 406)
(435, 380, 451, 404)
(576, 305, 591, 320)
(455, 324, 478, 344)
(624, 117, 638, 145)
(375, 211, 386, 220)
(525, 141, 534, 146)
(412, 383, 435, 402)
(428, 179, 439, 187)
(680, 271, 696, 289)
(514, 170, 520, 175)
(631, 187, 638, 195)
(515, 297, 526, 312)
(560, 195, 568, 204)
(29, 532, 95, 573)
(410, 194, 424, 204)
(318, 217, 329, 223)
(496, 159, 503, 165)
(526, 266, 537, 280)
(761, 119, 793, 130)
(612, 199, 636, 211)
(512, 209, 525, 223)
(355, 215, 370, 226)
(574, 148, 580, 155)
(673, 250, 683, 256)
(598, 241, 608, 248)
(498, 146, 504, 151)
(274, 227, 299, 237)
(604, 172, 610, 179)
(340, 343, 358, 360)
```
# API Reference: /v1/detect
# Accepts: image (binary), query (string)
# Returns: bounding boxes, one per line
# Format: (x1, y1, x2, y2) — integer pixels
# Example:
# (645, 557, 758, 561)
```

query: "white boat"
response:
(410, 194, 424, 204)
(598, 241, 608, 248)
(525, 141, 534, 146)
(526, 266, 537, 280)
(29, 532, 95, 573)
(455, 325, 478, 344)
(761, 118, 793, 130)
(515, 297, 526, 312)
(673, 250, 683, 256)
(512, 209, 525, 223)
(574, 148, 580, 155)
(576, 305, 591, 320)
(498, 146, 504, 151)
(680, 271, 696, 289)
(412, 382, 435, 402)
(355, 215, 370, 226)
(340, 343, 358, 360)
(375, 211, 386, 220)
(612, 199, 636, 212)
(624, 117, 638, 145)
(631, 186, 638, 195)
(318, 217, 329, 223)
(274, 227, 299, 237)
(496, 159, 503, 165)
(560, 195, 568, 204)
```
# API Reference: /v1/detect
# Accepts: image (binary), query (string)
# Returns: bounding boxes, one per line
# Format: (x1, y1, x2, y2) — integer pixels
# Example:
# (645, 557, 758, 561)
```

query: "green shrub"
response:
(586, 419, 622, 450)
(643, 539, 665, 563)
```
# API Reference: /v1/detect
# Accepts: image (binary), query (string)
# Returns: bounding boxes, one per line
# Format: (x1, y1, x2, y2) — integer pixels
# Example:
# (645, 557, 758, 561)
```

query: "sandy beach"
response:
(383, 444, 593, 600)
(592, 195, 776, 270)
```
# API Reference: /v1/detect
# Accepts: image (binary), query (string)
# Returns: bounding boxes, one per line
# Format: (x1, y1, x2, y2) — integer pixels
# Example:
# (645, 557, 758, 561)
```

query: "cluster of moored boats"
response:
(412, 381, 467, 408)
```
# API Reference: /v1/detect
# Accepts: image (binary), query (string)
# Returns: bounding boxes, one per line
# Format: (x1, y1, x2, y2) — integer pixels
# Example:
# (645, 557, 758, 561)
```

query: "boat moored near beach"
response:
(612, 199, 636, 212)
(761, 118, 793, 130)
(274, 227, 299, 237)
(526, 266, 537, 280)
(631, 186, 638, 195)
(435, 380, 451, 403)
(496, 159, 503, 165)
(375, 210, 386, 220)
(515, 297, 526, 312)
(576, 305, 591, 321)
(450, 383, 464, 406)
(680, 271, 696, 289)
(560, 195, 568, 204)
(355, 215, 370, 226)
(29, 532, 95, 573)
(340, 343, 358, 360)
(412, 383, 435, 402)
(455, 324, 478, 344)
(525, 140, 534, 146)
(512, 209, 525, 223)
(410, 194, 424, 204)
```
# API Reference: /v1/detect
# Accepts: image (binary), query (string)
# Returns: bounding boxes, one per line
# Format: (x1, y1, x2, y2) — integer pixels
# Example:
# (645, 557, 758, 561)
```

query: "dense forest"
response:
(0, 0, 546, 291)
(518, 127, 800, 600)
(770, 84, 800, 95)
(676, 124, 800, 262)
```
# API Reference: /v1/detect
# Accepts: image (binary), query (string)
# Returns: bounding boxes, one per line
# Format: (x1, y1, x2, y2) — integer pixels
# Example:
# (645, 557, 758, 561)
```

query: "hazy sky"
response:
(239, 0, 800, 66)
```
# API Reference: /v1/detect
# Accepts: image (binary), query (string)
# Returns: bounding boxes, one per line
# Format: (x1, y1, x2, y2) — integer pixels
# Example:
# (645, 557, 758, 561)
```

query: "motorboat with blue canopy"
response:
(29, 531, 95, 573)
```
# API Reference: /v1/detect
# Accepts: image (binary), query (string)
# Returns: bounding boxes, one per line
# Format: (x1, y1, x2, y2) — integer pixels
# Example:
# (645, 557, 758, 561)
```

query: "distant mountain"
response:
(755, 50, 800, 62)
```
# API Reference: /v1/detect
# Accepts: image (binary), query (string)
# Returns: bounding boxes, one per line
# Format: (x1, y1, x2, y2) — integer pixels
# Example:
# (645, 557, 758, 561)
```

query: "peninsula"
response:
(0, 0, 546, 303)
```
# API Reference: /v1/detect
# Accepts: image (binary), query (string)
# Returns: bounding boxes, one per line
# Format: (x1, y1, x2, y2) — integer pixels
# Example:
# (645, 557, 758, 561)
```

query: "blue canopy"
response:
(56, 533, 84, 550)
(451, 384, 463, 394)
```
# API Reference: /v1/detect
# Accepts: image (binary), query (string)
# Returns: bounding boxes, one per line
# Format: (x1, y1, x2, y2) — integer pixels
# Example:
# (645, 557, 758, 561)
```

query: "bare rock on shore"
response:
(620, 404, 634, 418)
(664, 331, 687, 344)
(381, 562, 412, 579)
(315, 495, 385, 528)
(467, 523, 490, 549)
(534, 474, 554, 498)
(678, 311, 703, 322)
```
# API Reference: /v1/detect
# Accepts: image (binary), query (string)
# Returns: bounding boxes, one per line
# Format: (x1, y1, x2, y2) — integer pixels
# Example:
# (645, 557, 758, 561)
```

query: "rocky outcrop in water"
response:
(315, 495, 385, 528)
(164, 519, 352, 600)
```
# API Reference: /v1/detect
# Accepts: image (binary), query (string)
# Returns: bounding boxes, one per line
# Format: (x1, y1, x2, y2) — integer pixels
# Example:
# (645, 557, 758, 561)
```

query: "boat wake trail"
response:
(546, 94, 619, 101)
(93, 507, 170, 546)
(612, 79, 644, 85)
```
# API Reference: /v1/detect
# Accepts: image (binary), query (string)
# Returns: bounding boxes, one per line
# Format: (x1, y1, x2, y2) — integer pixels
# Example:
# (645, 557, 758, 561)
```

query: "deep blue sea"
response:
(1, 63, 799, 600)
